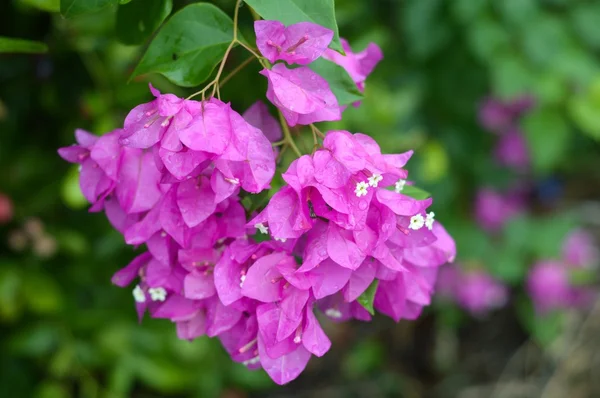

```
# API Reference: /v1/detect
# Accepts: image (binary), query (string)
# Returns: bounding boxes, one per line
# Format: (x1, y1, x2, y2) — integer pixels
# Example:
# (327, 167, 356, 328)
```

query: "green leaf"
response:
(570, 2, 600, 50)
(516, 297, 563, 347)
(309, 58, 363, 105)
(0, 37, 48, 54)
(116, 0, 172, 45)
(401, 185, 431, 200)
(528, 213, 576, 259)
(243, 0, 343, 53)
(357, 279, 378, 315)
(522, 107, 570, 173)
(132, 3, 235, 87)
(20, 0, 60, 12)
(60, 0, 117, 17)
(568, 77, 600, 140)
(488, 247, 526, 285)
(492, 54, 535, 98)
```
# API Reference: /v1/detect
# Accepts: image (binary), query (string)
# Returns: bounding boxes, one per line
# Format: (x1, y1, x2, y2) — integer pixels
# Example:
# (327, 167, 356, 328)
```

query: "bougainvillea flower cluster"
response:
(59, 20, 455, 385)
(527, 229, 598, 314)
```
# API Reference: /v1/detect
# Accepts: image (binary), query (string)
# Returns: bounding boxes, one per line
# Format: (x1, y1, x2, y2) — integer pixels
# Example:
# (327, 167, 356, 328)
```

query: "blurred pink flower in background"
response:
(527, 259, 596, 315)
(436, 265, 508, 316)
(494, 129, 529, 170)
(562, 229, 599, 269)
(0, 193, 13, 224)
(474, 188, 524, 231)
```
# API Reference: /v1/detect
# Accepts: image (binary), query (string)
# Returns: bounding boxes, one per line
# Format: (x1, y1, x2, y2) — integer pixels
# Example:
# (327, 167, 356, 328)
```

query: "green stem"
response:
(277, 110, 301, 157)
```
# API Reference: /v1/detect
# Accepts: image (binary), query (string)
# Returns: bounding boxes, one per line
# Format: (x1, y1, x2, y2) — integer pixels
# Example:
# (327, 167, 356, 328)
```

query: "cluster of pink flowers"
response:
(527, 229, 598, 314)
(479, 95, 534, 171)
(58, 20, 455, 385)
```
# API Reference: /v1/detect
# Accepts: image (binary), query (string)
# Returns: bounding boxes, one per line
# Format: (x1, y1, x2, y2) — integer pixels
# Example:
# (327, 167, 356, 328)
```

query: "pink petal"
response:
(327, 223, 365, 270)
(257, 334, 311, 385)
(111, 252, 152, 287)
(241, 252, 287, 302)
(342, 259, 377, 302)
(179, 101, 231, 155)
(242, 101, 283, 142)
(184, 269, 216, 300)
(254, 20, 286, 63)
(176, 177, 216, 228)
(277, 288, 309, 341)
(302, 306, 331, 357)
(116, 148, 162, 214)
(307, 258, 352, 299)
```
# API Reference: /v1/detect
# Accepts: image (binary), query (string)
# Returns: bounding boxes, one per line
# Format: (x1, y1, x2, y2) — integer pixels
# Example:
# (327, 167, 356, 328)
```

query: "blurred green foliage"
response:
(2, 0, 600, 397)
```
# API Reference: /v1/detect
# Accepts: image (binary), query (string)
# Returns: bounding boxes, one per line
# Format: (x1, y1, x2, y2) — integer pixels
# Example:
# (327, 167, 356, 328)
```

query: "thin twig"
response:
(277, 110, 301, 157)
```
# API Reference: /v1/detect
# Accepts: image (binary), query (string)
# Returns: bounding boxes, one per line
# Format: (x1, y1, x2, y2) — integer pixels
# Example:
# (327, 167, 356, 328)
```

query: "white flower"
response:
(368, 173, 383, 187)
(148, 287, 167, 302)
(409, 214, 425, 230)
(242, 356, 261, 366)
(274, 237, 287, 243)
(325, 308, 343, 319)
(425, 212, 435, 230)
(354, 181, 369, 197)
(394, 179, 406, 193)
(239, 274, 246, 288)
(255, 223, 268, 234)
(132, 285, 146, 303)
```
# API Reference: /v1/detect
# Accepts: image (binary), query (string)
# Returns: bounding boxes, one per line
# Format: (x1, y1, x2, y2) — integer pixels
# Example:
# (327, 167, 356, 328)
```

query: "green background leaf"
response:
(309, 58, 363, 105)
(243, 0, 343, 53)
(0, 37, 48, 53)
(60, 0, 117, 17)
(132, 3, 234, 87)
(19, 0, 60, 12)
(522, 106, 570, 173)
(115, 0, 172, 45)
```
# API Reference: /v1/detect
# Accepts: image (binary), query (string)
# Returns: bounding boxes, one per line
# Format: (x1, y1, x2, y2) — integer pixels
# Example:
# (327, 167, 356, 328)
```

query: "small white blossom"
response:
(354, 181, 369, 197)
(274, 237, 287, 243)
(394, 179, 406, 193)
(239, 274, 246, 288)
(255, 223, 268, 234)
(325, 308, 343, 319)
(425, 212, 435, 230)
(242, 356, 261, 366)
(132, 285, 146, 303)
(409, 214, 425, 230)
(368, 173, 383, 187)
(148, 287, 167, 302)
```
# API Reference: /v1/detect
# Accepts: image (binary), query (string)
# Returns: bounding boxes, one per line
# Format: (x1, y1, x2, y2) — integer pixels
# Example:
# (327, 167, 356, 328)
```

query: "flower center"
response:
(354, 181, 369, 197)
(132, 285, 146, 303)
(408, 214, 425, 230)
(425, 211, 435, 230)
(368, 173, 383, 187)
(148, 286, 167, 301)
(394, 179, 406, 193)
(255, 223, 269, 234)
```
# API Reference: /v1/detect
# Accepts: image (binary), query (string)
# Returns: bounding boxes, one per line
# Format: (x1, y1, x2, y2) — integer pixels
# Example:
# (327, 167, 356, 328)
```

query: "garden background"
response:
(2, 0, 600, 397)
